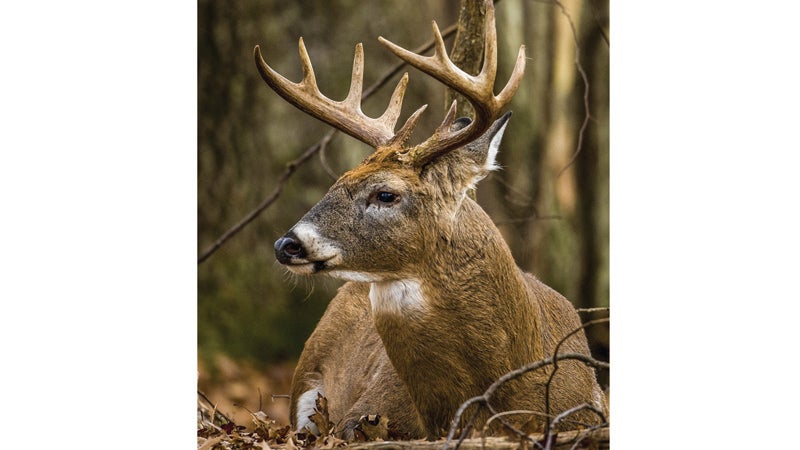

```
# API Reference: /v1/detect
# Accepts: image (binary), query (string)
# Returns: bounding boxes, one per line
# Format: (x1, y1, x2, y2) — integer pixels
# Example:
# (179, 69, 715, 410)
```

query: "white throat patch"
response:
(369, 279, 426, 315)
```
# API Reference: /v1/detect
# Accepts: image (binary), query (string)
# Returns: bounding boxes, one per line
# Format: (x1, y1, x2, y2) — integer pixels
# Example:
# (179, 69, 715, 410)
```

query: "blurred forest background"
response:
(198, 0, 608, 426)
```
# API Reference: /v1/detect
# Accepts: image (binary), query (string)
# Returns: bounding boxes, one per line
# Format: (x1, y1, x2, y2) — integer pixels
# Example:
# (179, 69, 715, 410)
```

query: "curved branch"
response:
(544, 317, 609, 434)
(443, 352, 609, 450)
(198, 130, 335, 263)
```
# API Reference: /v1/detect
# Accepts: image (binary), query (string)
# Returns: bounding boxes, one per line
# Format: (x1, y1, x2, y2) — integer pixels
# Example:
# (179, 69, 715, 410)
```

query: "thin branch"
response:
(198, 130, 335, 264)
(549, 403, 607, 434)
(318, 139, 340, 180)
(482, 410, 546, 450)
(483, 403, 537, 449)
(549, 0, 592, 180)
(456, 406, 482, 448)
(198, 389, 233, 425)
(543, 404, 608, 450)
(494, 215, 563, 226)
(567, 424, 609, 450)
(443, 353, 608, 450)
(543, 317, 609, 434)
(575, 306, 609, 314)
(198, 24, 459, 264)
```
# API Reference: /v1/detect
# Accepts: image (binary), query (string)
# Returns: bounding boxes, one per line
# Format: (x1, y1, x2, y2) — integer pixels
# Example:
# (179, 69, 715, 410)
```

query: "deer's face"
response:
(274, 160, 438, 282)
(274, 115, 510, 282)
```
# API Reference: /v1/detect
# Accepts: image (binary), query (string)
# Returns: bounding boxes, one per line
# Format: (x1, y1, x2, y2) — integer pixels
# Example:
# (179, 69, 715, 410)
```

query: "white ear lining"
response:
(485, 119, 508, 172)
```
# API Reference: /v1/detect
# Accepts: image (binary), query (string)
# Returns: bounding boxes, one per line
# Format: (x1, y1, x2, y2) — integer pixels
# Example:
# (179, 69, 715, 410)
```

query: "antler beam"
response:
(254, 0, 524, 165)
(378, 0, 526, 165)
(254, 40, 424, 149)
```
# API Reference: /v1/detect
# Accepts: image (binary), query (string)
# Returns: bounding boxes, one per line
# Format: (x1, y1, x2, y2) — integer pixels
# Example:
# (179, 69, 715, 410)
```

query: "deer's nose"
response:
(274, 232, 306, 264)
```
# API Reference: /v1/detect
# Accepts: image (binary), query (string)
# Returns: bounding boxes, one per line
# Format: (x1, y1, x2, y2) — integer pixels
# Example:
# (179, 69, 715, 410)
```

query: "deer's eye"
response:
(376, 191, 398, 204)
(369, 191, 400, 208)
(377, 192, 396, 203)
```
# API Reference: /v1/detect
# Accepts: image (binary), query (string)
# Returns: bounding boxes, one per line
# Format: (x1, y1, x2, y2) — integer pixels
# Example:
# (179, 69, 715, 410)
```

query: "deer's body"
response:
(255, 0, 607, 440)
(290, 194, 606, 439)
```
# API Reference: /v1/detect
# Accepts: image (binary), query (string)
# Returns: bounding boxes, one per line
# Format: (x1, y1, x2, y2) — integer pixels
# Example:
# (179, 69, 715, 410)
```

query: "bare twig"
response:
(443, 353, 608, 450)
(198, 389, 233, 425)
(550, 0, 592, 180)
(198, 130, 335, 263)
(482, 410, 546, 450)
(543, 404, 607, 450)
(567, 423, 609, 450)
(198, 24, 459, 264)
(483, 403, 536, 449)
(451, 333, 610, 448)
(543, 317, 609, 434)
(575, 306, 609, 314)
(318, 140, 340, 180)
(455, 407, 481, 446)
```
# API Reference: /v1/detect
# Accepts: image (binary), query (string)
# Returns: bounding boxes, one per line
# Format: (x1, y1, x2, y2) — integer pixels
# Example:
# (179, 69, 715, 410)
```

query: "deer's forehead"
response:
(337, 163, 421, 189)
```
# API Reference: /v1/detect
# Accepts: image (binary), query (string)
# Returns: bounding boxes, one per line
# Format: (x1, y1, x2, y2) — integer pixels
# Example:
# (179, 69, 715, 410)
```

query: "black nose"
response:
(274, 232, 305, 264)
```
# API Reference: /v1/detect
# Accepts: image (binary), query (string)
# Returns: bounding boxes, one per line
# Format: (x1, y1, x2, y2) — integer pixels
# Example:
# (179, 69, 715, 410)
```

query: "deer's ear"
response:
(458, 111, 511, 181)
(422, 112, 511, 196)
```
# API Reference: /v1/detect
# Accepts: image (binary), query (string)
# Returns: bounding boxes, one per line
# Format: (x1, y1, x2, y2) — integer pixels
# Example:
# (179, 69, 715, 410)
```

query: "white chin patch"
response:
(285, 262, 319, 276)
(369, 279, 426, 315)
(328, 270, 383, 283)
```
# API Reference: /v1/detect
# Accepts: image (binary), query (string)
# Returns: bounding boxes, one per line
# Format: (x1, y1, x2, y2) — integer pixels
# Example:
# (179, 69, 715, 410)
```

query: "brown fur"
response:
(261, 1, 605, 439)
(283, 137, 607, 439)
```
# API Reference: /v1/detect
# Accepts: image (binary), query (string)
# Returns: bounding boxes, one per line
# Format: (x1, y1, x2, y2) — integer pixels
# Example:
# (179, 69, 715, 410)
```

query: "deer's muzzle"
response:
(274, 232, 306, 264)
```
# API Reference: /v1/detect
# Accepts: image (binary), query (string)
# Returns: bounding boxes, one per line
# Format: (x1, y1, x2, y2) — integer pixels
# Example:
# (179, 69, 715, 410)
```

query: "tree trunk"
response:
(444, 0, 488, 119)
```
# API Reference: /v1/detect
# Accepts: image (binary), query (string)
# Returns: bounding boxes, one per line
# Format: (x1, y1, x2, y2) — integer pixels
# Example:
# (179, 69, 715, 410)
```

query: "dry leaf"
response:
(357, 414, 389, 441)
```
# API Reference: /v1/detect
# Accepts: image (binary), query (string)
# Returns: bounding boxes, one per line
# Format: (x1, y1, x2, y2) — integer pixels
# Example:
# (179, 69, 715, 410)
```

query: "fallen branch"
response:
(543, 317, 609, 434)
(443, 353, 609, 450)
(482, 410, 547, 450)
(545, 404, 607, 450)
(197, 389, 233, 425)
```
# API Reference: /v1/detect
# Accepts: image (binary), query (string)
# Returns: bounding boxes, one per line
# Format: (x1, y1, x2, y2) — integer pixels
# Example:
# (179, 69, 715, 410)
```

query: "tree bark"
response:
(444, 0, 488, 119)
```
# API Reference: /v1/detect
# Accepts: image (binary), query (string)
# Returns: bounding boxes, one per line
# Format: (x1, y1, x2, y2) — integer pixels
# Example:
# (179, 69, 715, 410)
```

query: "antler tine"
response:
(254, 40, 414, 149)
(343, 43, 365, 110)
(378, 0, 526, 166)
(297, 38, 319, 92)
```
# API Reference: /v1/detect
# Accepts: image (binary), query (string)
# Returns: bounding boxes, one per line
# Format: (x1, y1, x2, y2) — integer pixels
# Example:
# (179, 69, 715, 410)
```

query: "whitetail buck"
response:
(255, 0, 607, 440)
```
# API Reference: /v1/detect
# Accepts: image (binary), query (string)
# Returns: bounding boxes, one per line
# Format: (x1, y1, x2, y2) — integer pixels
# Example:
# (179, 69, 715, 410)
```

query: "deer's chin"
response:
(327, 270, 385, 283)
(282, 254, 344, 275)
(283, 261, 325, 275)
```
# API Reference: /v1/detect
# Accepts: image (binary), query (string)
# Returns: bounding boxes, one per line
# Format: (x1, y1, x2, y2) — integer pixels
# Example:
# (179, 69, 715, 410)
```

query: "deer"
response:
(254, 0, 607, 441)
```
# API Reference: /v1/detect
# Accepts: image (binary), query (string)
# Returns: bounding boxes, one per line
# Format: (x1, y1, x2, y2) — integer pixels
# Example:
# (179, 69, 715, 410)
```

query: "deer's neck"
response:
(368, 198, 542, 436)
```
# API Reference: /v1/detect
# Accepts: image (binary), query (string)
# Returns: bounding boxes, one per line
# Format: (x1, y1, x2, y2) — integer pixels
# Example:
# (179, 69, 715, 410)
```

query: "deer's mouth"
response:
(275, 223, 346, 275)
(283, 256, 340, 275)
(286, 260, 327, 275)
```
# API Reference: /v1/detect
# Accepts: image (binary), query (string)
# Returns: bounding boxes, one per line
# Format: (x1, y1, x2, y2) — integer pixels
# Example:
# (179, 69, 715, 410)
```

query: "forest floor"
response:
(198, 354, 608, 450)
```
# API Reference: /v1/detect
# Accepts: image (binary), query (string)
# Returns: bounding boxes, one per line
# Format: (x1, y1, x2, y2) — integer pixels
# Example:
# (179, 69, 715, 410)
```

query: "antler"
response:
(255, 0, 524, 165)
(378, 0, 526, 166)
(254, 40, 425, 149)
